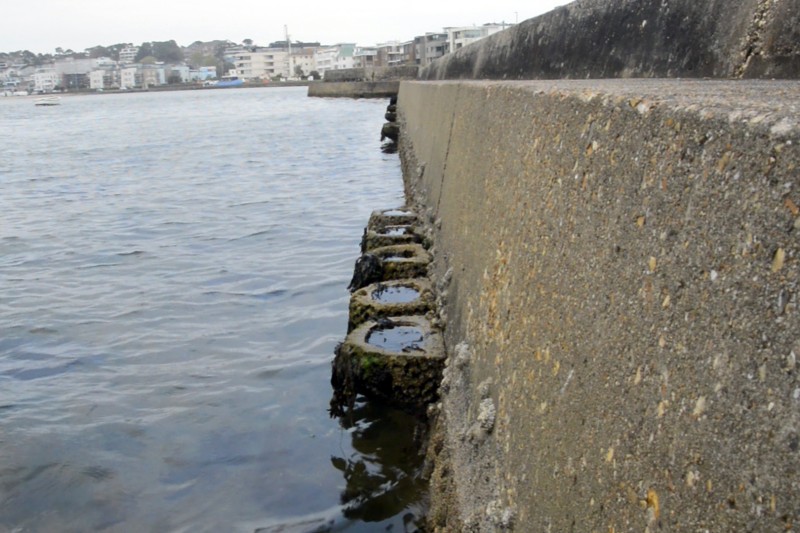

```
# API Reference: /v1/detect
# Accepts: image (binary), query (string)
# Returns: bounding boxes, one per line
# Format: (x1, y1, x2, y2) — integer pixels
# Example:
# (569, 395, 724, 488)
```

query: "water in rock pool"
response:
(0, 87, 427, 531)
(371, 286, 421, 305)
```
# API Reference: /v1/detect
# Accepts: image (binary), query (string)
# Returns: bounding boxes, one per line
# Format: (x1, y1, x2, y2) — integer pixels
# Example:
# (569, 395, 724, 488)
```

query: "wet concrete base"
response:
(361, 225, 421, 252)
(367, 208, 419, 232)
(370, 244, 431, 281)
(332, 315, 445, 413)
(349, 278, 435, 332)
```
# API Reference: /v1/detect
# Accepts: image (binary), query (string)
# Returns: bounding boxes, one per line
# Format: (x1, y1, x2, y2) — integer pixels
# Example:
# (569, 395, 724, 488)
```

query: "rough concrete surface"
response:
(398, 79, 800, 531)
(332, 315, 446, 410)
(322, 66, 419, 82)
(307, 81, 400, 98)
(421, 0, 800, 80)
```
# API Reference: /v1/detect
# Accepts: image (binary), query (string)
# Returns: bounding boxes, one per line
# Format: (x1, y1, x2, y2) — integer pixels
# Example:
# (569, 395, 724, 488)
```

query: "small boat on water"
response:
(213, 75, 245, 88)
(35, 96, 61, 106)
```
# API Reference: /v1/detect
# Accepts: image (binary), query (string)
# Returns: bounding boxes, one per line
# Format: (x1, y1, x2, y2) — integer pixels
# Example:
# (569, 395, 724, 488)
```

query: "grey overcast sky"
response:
(1, 0, 572, 54)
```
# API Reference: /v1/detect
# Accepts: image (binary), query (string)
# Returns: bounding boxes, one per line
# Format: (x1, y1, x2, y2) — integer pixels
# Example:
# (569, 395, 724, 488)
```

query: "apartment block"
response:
(33, 68, 59, 92)
(119, 45, 139, 64)
(353, 47, 377, 69)
(314, 43, 356, 76)
(89, 68, 122, 90)
(413, 33, 448, 65)
(376, 41, 412, 67)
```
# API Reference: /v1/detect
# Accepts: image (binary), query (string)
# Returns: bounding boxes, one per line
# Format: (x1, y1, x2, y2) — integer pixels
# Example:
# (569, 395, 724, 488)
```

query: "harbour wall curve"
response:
(398, 79, 800, 531)
(421, 0, 800, 80)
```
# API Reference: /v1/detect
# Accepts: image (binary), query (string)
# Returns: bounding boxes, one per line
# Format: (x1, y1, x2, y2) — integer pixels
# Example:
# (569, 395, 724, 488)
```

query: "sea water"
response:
(0, 87, 426, 532)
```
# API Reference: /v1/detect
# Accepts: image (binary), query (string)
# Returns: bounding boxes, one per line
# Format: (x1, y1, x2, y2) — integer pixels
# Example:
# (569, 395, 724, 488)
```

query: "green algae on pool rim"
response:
(371, 243, 431, 280)
(332, 315, 445, 411)
(367, 208, 418, 233)
(348, 278, 434, 332)
(361, 224, 422, 252)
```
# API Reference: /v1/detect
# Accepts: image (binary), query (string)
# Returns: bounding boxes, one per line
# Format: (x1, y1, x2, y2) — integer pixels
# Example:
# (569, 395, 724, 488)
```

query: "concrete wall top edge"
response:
(400, 79, 800, 138)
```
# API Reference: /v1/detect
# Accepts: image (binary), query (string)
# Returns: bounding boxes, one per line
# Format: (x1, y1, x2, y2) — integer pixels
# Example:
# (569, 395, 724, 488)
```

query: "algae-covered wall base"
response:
(398, 79, 800, 531)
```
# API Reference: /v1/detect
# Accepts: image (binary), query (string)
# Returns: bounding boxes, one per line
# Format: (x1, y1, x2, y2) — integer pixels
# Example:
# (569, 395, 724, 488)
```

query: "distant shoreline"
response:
(4, 80, 312, 98)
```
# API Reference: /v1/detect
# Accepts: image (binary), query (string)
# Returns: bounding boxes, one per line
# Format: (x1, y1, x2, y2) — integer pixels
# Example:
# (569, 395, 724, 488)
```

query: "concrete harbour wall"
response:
(322, 66, 419, 83)
(307, 81, 400, 98)
(421, 0, 800, 80)
(398, 79, 800, 531)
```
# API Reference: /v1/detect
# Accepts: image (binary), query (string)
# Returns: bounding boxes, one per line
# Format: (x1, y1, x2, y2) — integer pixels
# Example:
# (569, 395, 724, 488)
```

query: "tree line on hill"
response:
(1, 40, 234, 74)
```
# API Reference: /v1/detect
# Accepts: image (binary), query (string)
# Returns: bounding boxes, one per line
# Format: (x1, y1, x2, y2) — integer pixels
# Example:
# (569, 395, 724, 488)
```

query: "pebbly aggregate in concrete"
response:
(399, 78, 800, 531)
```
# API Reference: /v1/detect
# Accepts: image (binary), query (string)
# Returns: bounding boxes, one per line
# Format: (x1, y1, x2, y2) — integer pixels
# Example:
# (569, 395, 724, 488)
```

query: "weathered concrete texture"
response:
(421, 0, 800, 80)
(398, 79, 800, 531)
(361, 225, 421, 252)
(372, 243, 432, 281)
(348, 278, 435, 331)
(307, 81, 400, 98)
(367, 208, 419, 232)
(322, 66, 419, 82)
(332, 315, 446, 410)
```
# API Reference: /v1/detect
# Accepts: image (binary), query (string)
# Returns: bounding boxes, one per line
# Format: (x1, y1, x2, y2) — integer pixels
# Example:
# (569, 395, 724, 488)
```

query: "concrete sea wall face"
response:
(398, 80, 800, 531)
(322, 66, 419, 83)
(307, 81, 400, 98)
(421, 0, 800, 80)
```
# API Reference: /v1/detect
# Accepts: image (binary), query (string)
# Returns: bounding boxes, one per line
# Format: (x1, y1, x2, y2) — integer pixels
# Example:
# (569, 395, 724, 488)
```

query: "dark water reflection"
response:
(328, 399, 428, 532)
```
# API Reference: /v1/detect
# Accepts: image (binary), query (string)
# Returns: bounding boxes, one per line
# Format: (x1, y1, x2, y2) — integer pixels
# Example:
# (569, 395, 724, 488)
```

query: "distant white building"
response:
(89, 70, 105, 90)
(170, 65, 190, 83)
(190, 66, 217, 81)
(90, 68, 121, 90)
(54, 57, 95, 90)
(141, 65, 166, 87)
(94, 56, 117, 69)
(289, 47, 317, 78)
(314, 43, 356, 76)
(119, 45, 139, 64)
(353, 47, 378, 69)
(232, 47, 289, 80)
(33, 68, 59, 93)
(121, 66, 139, 89)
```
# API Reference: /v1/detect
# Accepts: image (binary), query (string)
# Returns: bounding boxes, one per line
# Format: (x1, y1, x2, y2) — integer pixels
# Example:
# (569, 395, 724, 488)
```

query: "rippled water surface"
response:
(0, 88, 424, 531)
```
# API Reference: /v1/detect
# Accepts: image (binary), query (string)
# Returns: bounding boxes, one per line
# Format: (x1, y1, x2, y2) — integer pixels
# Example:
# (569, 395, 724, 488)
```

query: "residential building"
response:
(33, 68, 59, 93)
(289, 47, 318, 78)
(141, 65, 166, 87)
(94, 56, 117, 69)
(314, 43, 356, 76)
(54, 57, 95, 90)
(402, 41, 417, 65)
(376, 41, 412, 67)
(169, 65, 190, 83)
(445, 23, 512, 52)
(119, 45, 139, 64)
(191, 66, 217, 81)
(89, 68, 121, 90)
(121, 66, 140, 89)
(353, 47, 378, 69)
(413, 33, 448, 65)
(223, 45, 250, 66)
(231, 47, 289, 80)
